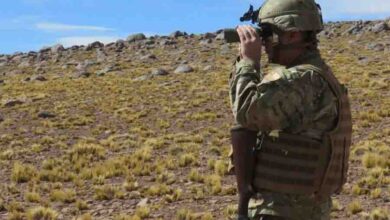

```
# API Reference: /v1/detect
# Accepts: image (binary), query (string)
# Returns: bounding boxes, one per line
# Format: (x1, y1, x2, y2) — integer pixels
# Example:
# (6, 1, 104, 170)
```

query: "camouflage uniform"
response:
(229, 49, 337, 220)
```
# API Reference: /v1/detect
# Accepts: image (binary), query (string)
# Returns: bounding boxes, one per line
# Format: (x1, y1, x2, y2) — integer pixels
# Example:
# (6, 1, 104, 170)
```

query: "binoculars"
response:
(222, 28, 263, 43)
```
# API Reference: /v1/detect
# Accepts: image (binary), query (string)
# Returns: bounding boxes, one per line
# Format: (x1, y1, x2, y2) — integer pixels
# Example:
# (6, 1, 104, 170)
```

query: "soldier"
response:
(229, 0, 352, 220)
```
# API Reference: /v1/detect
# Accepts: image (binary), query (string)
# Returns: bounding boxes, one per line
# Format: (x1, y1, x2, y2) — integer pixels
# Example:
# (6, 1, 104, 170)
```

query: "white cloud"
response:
(57, 36, 119, 47)
(36, 22, 114, 32)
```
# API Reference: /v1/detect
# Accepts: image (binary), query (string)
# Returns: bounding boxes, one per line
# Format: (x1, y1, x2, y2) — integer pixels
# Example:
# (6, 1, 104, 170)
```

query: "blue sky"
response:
(1, 0, 389, 54)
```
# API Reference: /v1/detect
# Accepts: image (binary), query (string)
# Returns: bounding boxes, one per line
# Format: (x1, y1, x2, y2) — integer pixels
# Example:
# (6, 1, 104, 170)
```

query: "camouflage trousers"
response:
(247, 191, 332, 220)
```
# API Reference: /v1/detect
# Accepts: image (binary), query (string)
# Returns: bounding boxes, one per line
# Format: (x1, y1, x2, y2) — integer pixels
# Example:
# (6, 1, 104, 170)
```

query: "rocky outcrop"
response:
(127, 33, 146, 43)
(51, 44, 65, 53)
(372, 22, 389, 33)
(151, 68, 169, 76)
(170, 31, 188, 38)
(1, 18, 389, 78)
(316, 20, 390, 39)
(174, 64, 194, 74)
(85, 41, 104, 51)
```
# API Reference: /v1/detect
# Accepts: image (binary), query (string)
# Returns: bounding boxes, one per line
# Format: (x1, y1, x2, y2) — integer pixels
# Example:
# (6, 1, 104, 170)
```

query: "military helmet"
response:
(258, 0, 324, 32)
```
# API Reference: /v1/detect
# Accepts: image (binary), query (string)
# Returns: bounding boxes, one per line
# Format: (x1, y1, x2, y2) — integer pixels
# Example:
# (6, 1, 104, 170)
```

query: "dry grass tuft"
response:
(25, 191, 41, 203)
(69, 142, 106, 162)
(362, 153, 387, 169)
(50, 189, 76, 203)
(370, 208, 389, 220)
(347, 200, 363, 215)
(11, 162, 37, 183)
(26, 206, 58, 220)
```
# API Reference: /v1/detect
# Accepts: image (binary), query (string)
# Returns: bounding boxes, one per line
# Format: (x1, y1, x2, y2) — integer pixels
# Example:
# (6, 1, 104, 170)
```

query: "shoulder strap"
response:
(298, 64, 344, 98)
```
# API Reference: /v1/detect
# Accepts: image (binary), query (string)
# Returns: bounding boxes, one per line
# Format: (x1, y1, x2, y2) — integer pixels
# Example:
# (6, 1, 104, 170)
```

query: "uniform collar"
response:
(287, 49, 321, 68)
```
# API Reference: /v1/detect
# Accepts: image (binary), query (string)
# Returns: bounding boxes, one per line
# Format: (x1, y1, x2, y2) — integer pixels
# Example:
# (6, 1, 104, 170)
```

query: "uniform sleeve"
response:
(229, 57, 262, 130)
(229, 60, 330, 132)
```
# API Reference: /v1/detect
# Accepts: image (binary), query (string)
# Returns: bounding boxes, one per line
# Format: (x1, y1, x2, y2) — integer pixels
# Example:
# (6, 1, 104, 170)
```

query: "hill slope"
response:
(0, 20, 389, 220)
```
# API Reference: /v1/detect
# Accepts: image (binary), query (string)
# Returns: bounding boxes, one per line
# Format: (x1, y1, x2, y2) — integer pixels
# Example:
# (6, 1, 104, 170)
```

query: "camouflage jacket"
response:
(229, 50, 339, 219)
(229, 50, 338, 140)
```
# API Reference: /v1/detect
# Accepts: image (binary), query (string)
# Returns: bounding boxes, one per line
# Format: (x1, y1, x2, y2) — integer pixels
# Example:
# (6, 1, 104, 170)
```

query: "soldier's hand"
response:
(237, 25, 262, 68)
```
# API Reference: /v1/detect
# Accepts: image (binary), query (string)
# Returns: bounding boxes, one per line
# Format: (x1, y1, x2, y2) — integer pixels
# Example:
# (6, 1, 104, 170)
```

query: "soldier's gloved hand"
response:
(237, 25, 262, 70)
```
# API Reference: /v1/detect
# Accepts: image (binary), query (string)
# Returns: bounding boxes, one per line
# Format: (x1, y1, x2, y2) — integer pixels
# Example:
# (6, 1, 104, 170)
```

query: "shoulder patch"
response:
(262, 71, 282, 84)
(261, 64, 285, 84)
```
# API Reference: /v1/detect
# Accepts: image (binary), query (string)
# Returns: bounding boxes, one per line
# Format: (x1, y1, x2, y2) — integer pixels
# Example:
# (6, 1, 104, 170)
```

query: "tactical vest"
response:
(252, 64, 352, 199)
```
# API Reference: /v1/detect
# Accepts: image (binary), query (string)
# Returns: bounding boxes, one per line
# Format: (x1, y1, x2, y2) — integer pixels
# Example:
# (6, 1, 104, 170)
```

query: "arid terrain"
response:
(0, 19, 389, 220)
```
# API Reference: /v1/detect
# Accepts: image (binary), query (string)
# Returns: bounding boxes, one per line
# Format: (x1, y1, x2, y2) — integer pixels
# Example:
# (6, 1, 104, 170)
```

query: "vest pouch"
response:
(253, 133, 328, 195)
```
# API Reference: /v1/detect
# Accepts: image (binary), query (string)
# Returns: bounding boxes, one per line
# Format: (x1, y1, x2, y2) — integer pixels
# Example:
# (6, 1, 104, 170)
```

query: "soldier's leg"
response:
(313, 196, 332, 220)
(258, 215, 286, 220)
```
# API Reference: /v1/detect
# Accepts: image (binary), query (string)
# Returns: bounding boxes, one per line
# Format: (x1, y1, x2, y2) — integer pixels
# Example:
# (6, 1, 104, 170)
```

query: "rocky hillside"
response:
(0, 20, 389, 220)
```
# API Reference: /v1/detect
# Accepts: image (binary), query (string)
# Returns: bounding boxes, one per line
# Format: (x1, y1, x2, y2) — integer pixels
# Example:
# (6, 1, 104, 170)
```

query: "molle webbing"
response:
(253, 64, 352, 197)
(253, 133, 327, 194)
(315, 66, 352, 196)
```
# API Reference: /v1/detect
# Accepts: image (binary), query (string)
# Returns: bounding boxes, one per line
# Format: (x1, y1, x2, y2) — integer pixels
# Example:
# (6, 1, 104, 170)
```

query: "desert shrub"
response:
(75, 199, 89, 210)
(207, 159, 216, 170)
(6, 201, 24, 212)
(370, 188, 382, 199)
(8, 211, 25, 220)
(205, 174, 222, 195)
(123, 180, 139, 192)
(11, 162, 37, 183)
(135, 206, 150, 219)
(25, 191, 41, 203)
(26, 206, 58, 220)
(133, 147, 152, 162)
(370, 208, 389, 220)
(188, 169, 204, 183)
(0, 149, 14, 160)
(0, 198, 5, 211)
(178, 154, 196, 167)
(190, 186, 205, 200)
(224, 205, 237, 218)
(347, 200, 363, 215)
(69, 143, 106, 162)
(143, 137, 167, 149)
(39, 168, 75, 182)
(114, 214, 136, 220)
(175, 209, 196, 220)
(351, 185, 365, 195)
(50, 189, 76, 203)
(201, 213, 214, 220)
(214, 160, 228, 176)
(331, 198, 342, 211)
(362, 153, 386, 168)
(95, 185, 118, 200)
(164, 189, 182, 203)
(74, 213, 93, 220)
(144, 184, 171, 197)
